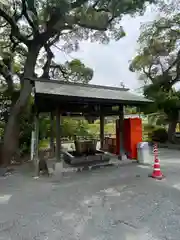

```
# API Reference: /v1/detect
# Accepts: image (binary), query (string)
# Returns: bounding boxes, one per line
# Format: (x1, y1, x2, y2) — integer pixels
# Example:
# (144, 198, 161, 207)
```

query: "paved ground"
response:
(1, 149, 180, 239)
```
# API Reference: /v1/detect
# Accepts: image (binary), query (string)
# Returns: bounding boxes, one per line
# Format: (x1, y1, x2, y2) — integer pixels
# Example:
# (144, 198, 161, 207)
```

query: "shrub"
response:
(143, 123, 156, 141)
(151, 128, 168, 143)
(143, 124, 168, 143)
(143, 123, 156, 132)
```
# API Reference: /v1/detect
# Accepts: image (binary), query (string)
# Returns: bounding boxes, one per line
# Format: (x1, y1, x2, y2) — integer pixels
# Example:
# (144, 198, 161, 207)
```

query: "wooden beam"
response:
(36, 96, 132, 115)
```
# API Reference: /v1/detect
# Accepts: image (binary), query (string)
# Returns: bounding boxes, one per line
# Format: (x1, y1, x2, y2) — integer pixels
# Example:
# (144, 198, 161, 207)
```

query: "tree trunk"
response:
(168, 120, 177, 143)
(1, 44, 40, 166)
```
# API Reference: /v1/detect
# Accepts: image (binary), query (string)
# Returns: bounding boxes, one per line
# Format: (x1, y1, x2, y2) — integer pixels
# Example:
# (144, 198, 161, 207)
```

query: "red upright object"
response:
(123, 118, 142, 159)
(150, 143, 164, 180)
(115, 118, 142, 159)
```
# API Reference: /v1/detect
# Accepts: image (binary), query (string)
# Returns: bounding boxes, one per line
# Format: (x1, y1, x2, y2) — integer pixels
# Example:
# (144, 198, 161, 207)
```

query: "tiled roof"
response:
(35, 79, 152, 105)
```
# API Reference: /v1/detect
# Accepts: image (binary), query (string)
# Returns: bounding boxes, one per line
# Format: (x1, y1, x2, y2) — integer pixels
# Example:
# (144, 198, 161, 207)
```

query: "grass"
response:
(38, 122, 149, 150)
(88, 123, 115, 136)
(39, 139, 49, 150)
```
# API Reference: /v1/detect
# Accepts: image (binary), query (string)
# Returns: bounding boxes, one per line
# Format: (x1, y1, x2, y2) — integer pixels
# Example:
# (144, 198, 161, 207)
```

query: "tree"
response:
(50, 59, 93, 83)
(0, 57, 93, 161)
(0, 0, 155, 166)
(129, 10, 180, 141)
(125, 106, 138, 114)
(130, 14, 180, 89)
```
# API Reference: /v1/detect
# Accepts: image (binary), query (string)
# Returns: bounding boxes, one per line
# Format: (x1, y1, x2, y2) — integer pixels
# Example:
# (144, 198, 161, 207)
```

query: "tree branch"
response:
(157, 59, 164, 75)
(166, 49, 180, 74)
(92, 0, 99, 8)
(71, 0, 89, 9)
(41, 45, 54, 79)
(0, 63, 14, 93)
(0, 9, 29, 45)
(47, 34, 60, 47)
(41, 1, 110, 45)
(50, 64, 68, 80)
(143, 66, 154, 83)
(53, 14, 109, 32)
(169, 55, 180, 87)
(21, 0, 39, 35)
(157, 50, 180, 89)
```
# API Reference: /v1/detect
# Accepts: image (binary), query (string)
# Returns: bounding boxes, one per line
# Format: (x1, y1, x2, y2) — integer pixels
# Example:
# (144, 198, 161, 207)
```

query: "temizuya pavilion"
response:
(32, 78, 151, 170)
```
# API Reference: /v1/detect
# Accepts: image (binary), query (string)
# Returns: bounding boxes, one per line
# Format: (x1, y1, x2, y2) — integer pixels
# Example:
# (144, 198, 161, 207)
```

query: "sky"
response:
(53, 6, 158, 93)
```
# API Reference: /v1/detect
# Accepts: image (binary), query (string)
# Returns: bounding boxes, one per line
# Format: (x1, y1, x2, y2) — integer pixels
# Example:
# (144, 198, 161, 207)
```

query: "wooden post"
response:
(34, 114, 39, 175)
(49, 111, 55, 156)
(119, 105, 125, 160)
(56, 108, 61, 162)
(100, 113, 104, 150)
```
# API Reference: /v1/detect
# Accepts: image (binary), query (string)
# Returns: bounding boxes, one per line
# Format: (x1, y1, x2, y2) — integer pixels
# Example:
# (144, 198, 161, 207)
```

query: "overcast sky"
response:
(53, 6, 158, 92)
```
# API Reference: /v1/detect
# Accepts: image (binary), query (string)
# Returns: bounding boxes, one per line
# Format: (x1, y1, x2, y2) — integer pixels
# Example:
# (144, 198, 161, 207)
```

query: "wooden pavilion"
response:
(33, 79, 152, 171)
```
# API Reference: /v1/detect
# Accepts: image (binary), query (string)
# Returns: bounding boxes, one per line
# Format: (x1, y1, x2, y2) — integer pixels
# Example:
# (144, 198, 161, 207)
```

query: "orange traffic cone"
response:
(150, 143, 164, 180)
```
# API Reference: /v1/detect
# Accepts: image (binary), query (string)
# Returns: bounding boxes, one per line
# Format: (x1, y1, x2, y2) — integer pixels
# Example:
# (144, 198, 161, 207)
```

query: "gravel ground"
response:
(0, 148, 180, 240)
